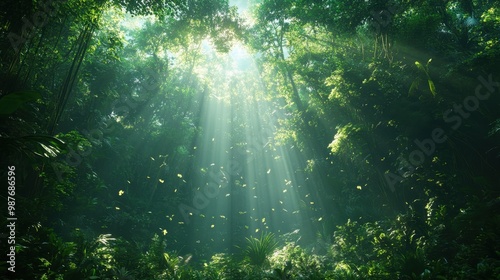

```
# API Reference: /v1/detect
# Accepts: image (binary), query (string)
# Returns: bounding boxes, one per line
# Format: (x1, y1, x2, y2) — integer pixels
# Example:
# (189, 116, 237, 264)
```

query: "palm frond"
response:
(243, 232, 278, 266)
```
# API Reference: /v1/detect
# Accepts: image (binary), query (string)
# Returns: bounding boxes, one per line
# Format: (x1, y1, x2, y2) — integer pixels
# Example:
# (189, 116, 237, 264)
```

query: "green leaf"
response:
(21, 135, 66, 158)
(414, 61, 425, 73)
(428, 79, 437, 96)
(0, 90, 41, 115)
(408, 78, 421, 96)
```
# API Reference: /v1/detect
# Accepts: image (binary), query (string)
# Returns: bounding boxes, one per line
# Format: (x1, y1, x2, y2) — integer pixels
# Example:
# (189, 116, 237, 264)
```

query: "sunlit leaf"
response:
(415, 61, 425, 72)
(428, 79, 437, 96)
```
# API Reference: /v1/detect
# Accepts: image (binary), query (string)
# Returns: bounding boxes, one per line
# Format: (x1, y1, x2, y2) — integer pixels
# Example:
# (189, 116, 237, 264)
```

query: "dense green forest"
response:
(1, 0, 499, 279)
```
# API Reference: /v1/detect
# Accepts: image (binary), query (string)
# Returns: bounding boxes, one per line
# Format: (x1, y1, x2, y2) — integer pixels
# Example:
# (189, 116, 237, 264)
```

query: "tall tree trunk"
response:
(47, 23, 95, 134)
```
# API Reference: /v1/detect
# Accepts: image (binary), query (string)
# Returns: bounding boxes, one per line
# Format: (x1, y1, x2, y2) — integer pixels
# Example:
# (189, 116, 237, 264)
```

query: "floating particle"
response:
(267, 169, 271, 174)
(151, 157, 155, 161)
(318, 217, 323, 221)
(255, 228, 259, 233)
(356, 185, 362, 190)
(177, 174, 183, 178)
(211, 224, 215, 228)
(118, 190, 124, 196)
(162, 229, 168, 235)
(262, 217, 266, 223)
(159, 179, 165, 183)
